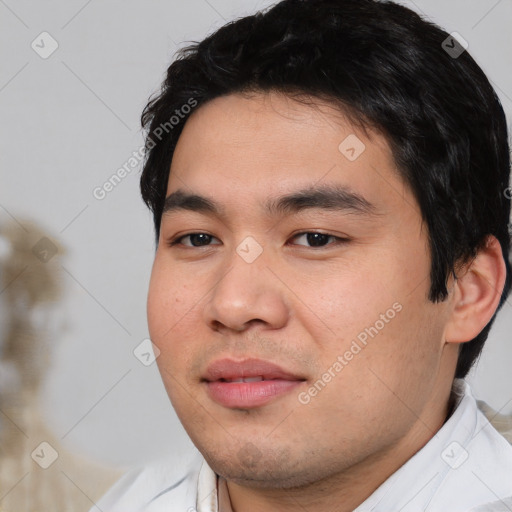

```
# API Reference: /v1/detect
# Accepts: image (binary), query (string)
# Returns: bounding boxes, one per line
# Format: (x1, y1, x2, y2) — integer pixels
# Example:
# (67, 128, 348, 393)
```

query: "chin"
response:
(198, 441, 340, 490)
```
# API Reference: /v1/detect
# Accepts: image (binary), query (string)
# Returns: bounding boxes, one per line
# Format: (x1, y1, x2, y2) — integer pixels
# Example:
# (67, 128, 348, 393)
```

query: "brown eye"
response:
(169, 233, 221, 247)
(291, 232, 347, 248)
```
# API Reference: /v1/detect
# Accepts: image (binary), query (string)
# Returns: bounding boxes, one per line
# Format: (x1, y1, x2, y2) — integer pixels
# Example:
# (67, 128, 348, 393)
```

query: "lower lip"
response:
(205, 379, 304, 408)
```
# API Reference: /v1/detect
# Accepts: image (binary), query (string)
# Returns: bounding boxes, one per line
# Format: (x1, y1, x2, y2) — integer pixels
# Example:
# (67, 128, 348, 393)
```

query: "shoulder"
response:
(91, 450, 205, 512)
(477, 398, 512, 444)
(429, 381, 512, 510)
(467, 496, 512, 511)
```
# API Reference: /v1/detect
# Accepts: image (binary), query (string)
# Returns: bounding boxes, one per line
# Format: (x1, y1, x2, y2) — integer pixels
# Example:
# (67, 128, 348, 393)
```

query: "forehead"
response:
(167, 91, 417, 220)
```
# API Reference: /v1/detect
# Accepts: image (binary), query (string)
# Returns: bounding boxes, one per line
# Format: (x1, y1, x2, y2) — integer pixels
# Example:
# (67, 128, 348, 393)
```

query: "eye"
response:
(290, 232, 348, 248)
(167, 231, 349, 249)
(169, 232, 221, 247)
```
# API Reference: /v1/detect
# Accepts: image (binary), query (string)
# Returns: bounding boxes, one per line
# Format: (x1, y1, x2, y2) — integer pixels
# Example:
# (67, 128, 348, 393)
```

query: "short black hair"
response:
(139, 0, 511, 378)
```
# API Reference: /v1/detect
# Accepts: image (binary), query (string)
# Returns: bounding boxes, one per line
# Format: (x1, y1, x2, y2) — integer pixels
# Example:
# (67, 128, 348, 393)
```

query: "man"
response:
(93, 0, 512, 510)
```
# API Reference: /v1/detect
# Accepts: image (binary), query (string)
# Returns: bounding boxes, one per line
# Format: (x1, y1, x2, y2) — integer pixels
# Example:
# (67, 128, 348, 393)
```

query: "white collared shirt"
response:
(92, 380, 512, 512)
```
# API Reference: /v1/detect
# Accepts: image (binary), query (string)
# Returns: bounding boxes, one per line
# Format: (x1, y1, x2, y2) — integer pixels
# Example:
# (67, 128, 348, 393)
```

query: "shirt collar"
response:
(196, 460, 233, 512)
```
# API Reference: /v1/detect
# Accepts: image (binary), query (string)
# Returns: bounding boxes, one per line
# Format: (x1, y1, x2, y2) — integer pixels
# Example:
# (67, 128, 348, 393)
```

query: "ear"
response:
(444, 235, 507, 344)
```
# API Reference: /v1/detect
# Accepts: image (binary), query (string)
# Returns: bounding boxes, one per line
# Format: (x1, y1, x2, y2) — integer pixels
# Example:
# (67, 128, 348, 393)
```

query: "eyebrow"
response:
(162, 184, 379, 220)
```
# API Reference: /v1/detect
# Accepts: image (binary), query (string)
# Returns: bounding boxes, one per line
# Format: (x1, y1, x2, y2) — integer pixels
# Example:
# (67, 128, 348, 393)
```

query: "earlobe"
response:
(444, 235, 507, 344)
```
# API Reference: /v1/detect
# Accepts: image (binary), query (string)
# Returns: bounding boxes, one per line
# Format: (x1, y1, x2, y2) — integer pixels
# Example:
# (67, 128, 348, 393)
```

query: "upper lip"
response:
(203, 358, 305, 382)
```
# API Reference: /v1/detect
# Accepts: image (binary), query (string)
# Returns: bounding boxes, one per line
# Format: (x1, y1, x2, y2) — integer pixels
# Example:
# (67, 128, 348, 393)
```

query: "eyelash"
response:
(167, 231, 350, 249)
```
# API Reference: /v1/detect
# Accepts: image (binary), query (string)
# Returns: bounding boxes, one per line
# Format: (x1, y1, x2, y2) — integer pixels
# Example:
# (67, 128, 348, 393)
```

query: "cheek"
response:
(147, 271, 172, 341)
(146, 253, 226, 396)
(148, 255, 192, 330)
(306, 263, 402, 337)
(146, 257, 200, 368)
(308, 245, 439, 371)
(147, 263, 198, 406)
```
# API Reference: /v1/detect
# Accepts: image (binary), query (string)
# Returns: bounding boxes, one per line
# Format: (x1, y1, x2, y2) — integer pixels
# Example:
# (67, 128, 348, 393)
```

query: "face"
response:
(147, 91, 454, 489)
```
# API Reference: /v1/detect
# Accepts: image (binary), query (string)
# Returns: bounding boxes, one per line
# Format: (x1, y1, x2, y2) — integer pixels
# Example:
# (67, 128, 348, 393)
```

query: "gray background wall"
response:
(1, 0, 511, 468)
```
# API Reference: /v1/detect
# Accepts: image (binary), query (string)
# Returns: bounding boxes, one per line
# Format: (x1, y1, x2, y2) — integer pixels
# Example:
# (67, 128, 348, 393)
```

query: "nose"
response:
(202, 246, 289, 334)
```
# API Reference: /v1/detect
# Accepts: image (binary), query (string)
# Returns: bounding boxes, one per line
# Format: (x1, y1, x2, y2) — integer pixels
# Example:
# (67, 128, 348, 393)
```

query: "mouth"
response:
(220, 376, 266, 382)
(202, 358, 307, 409)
